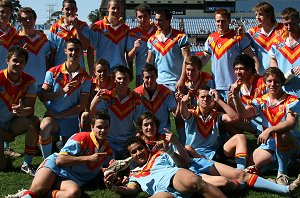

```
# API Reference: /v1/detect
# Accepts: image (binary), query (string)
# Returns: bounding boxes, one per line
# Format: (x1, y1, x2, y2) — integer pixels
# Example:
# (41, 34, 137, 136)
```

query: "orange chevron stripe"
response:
(128, 24, 156, 42)
(247, 174, 258, 187)
(91, 16, 129, 44)
(274, 35, 300, 64)
(191, 108, 220, 138)
(0, 70, 36, 111)
(130, 151, 162, 178)
(39, 137, 52, 145)
(102, 90, 142, 120)
(149, 29, 186, 56)
(18, 31, 48, 55)
(0, 24, 18, 48)
(208, 30, 243, 59)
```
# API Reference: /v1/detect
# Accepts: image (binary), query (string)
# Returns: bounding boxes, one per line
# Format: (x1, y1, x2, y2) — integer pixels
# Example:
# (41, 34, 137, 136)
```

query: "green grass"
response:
(0, 61, 295, 197)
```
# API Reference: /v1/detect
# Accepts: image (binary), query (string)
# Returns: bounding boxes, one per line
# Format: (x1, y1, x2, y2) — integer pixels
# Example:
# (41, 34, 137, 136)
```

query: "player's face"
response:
(94, 64, 109, 82)
(265, 74, 282, 96)
(19, 12, 36, 29)
(255, 11, 270, 26)
(7, 54, 27, 76)
(215, 14, 230, 33)
(107, 1, 121, 19)
(65, 42, 82, 62)
(142, 70, 157, 90)
(141, 118, 157, 140)
(62, 2, 77, 17)
(234, 64, 252, 81)
(198, 90, 213, 109)
(0, 6, 11, 23)
(282, 17, 300, 34)
(136, 11, 151, 29)
(155, 14, 171, 31)
(92, 119, 110, 142)
(114, 71, 130, 89)
(127, 142, 149, 167)
(186, 64, 200, 82)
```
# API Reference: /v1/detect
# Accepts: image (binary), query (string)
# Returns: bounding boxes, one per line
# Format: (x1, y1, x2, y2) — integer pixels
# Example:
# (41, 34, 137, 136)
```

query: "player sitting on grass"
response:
(10, 111, 113, 198)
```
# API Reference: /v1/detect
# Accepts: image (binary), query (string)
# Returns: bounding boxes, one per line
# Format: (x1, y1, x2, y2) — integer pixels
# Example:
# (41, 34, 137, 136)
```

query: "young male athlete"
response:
(90, 66, 144, 159)
(48, 0, 90, 68)
(232, 67, 300, 185)
(0, 0, 18, 70)
(18, 7, 50, 88)
(270, 7, 300, 98)
(15, 111, 113, 198)
(134, 64, 177, 134)
(39, 38, 91, 159)
(247, 2, 285, 75)
(0, 47, 40, 176)
(126, 3, 156, 86)
(146, 8, 190, 92)
(89, 0, 129, 71)
(104, 136, 226, 198)
(201, 8, 259, 101)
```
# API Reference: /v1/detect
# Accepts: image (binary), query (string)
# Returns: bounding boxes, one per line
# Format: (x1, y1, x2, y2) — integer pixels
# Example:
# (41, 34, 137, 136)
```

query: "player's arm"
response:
(49, 48, 56, 68)
(270, 56, 278, 67)
(56, 152, 108, 167)
(87, 46, 95, 74)
(146, 50, 154, 64)
(180, 93, 192, 120)
(243, 46, 260, 74)
(200, 51, 211, 66)
(12, 96, 36, 117)
(38, 84, 65, 102)
(177, 45, 190, 93)
(127, 38, 141, 61)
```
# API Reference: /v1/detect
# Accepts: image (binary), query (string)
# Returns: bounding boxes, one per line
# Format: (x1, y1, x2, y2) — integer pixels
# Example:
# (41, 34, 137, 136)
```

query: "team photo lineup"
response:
(1, 0, 300, 197)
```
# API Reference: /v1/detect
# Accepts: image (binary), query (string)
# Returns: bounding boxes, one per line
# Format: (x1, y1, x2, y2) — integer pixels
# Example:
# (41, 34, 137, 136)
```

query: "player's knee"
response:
(190, 175, 207, 192)
(66, 187, 81, 198)
(233, 133, 246, 142)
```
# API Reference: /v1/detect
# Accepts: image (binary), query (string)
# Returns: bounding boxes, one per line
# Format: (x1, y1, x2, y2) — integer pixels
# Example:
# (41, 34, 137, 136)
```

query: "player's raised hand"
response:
(88, 152, 107, 163)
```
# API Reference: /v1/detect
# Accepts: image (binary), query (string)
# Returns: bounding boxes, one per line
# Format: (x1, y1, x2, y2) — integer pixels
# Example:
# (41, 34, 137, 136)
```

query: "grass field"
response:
(0, 63, 296, 198)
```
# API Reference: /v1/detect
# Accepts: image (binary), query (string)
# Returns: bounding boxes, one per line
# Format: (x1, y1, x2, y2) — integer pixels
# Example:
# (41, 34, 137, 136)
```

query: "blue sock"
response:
(276, 148, 293, 174)
(247, 174, 289, 194)
(4, 141, 9, 150)
(40, 143, 52, 159)
(235, 153, 247, 170)
(23, 154, 33, 165)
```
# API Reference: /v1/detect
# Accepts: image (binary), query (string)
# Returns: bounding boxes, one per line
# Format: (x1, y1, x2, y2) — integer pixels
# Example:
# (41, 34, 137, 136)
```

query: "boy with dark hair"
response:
(0, 47, 40, 176)
(90, 65, 144, 159)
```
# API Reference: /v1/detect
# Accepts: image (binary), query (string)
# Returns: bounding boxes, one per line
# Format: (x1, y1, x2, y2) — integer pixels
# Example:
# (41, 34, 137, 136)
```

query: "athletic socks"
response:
(235, 153, 247, 170)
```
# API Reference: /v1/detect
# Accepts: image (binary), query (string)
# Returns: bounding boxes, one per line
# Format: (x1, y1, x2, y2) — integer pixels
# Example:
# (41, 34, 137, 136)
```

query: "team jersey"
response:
(0, 69, 37, 128)
(252, 93, 300, 142)
(0, 24, 19, 70)
(270, 32, 300, 97)
(90, 16, 129, 69)
(184, 71, 213, 109)
(96, 89, 144, 142)
(40, 132, 113, 186)
(134, 84, 176, 133)
(43, 63, 91, 118)
(204, 30, 251, 90)
(18, 30, 51, 86)
(126, 23, 157, 83)
(142, 133, 166, 151)
(48, 17, 89, 67)
(247, 22, 285, 74)
(148, 28, 190, 91)
(238, 75, 266, 105)
(129, 150, 180, 196)
(185, 108, 223, 159)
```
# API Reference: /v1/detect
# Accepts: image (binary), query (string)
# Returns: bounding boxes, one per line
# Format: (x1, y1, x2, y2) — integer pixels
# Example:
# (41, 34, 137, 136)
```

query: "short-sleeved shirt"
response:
(252, 93, 300, 141)
(90, 16, 129, 70)
(18, 30, 51, 86)
(48, 17, 89, 67)
(43, 63, 91, 118)
(147, 28, 190, 91)
(184, 108, 223, 159)
(40, 132, 113, 186)
(0, 69, 37, 129)
(204, 30, 251, 90)
(96, 89, 144, 142)
(134, 84, 176, 133)
(247, 22, 285, 74)
(0, 24, 19, 70)
(126, 23, 157, 77)
(270, 33, 300, 97)
(129, 150, 183, 196)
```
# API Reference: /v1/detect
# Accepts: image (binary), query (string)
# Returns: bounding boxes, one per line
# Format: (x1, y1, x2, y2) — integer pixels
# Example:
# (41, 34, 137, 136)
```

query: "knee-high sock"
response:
(276, 145, 294, 174)
(39, 137, 52, 159)
(235, 153, 247, 170)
